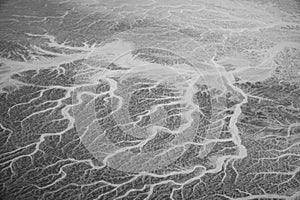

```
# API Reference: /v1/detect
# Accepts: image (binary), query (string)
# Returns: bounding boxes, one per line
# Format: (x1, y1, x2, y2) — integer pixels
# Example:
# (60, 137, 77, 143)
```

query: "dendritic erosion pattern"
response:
(0, 0, 299, 200)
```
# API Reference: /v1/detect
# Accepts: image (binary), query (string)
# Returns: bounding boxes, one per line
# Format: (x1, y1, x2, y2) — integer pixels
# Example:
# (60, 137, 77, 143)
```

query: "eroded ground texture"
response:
(0, 0, 300, 200)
